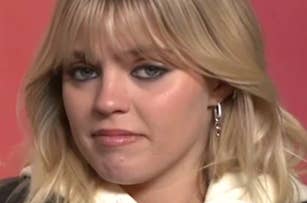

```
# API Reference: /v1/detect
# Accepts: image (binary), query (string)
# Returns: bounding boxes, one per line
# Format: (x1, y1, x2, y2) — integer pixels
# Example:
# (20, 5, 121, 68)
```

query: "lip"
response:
(92, 129, 142, 147)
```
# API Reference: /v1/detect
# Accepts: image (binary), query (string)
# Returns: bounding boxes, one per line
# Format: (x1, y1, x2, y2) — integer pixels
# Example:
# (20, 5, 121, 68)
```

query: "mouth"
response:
(92, 129, 143, 147)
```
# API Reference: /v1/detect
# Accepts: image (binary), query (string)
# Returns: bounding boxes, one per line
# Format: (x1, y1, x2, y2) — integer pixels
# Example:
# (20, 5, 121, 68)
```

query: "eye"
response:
(131, 63, 169, 80)
(67, 65, 99, 81)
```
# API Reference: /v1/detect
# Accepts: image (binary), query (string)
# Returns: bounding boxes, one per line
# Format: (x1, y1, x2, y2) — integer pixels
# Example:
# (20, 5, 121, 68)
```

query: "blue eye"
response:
(131, 64, 169, 80)
(68, 66, 99, 81)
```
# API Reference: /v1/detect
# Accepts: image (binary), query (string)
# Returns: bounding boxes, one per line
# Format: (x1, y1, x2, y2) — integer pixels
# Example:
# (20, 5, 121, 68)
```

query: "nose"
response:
(93, 67, 130, 117)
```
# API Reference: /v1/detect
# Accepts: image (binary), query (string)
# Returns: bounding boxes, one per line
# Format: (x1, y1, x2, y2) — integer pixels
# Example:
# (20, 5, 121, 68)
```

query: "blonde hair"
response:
(23, 0, 307, 203)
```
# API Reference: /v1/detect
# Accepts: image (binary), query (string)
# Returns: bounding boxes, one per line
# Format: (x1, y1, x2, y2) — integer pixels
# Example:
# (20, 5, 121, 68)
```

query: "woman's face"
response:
(62, 39, 217, 186)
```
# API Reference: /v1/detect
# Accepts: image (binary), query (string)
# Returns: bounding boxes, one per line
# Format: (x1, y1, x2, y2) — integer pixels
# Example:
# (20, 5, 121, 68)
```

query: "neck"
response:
(120, 133, 209, 203)
(121, 169, 207, 203)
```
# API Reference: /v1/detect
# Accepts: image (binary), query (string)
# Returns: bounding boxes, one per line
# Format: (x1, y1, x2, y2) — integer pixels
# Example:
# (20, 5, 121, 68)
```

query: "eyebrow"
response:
(71, 51, 87, 61)
(120, 47, 171, 56)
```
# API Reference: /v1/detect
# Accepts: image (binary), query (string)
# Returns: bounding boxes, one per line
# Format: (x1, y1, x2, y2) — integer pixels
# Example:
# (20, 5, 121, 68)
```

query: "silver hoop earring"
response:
(213, 103, 223, 137)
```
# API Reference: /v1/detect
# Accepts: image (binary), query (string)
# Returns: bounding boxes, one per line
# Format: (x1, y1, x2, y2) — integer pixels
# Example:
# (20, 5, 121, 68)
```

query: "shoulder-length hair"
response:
(23, 0, 307, 203)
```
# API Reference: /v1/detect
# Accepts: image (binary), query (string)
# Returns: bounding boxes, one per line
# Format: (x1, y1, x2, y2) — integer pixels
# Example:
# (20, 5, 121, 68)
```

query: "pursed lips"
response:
(92, 129, 143, 147)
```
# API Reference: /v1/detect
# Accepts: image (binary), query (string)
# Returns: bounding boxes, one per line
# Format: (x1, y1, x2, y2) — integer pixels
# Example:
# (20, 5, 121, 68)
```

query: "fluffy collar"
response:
(21, 167, 307, 203)
(90, 174, 307, 203)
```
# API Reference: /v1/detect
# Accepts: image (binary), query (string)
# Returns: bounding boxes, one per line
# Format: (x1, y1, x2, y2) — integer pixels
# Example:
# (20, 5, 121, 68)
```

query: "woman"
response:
(1, 0, 307, 202)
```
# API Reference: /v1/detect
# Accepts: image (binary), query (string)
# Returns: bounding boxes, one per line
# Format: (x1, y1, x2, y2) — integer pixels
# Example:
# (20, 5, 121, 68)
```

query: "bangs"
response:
(39, 0, 269, 92)
(53, 0, 187, 70)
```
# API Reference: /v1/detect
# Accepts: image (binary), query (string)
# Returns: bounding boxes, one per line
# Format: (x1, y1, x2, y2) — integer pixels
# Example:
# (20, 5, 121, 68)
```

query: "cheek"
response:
(62, 83, 99, 166)
(136, 74, 212, 153)
(62, 83, 95, 138)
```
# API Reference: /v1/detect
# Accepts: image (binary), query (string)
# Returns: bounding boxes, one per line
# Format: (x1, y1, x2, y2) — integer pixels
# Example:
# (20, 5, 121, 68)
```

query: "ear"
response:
(207, 79, 234, 106)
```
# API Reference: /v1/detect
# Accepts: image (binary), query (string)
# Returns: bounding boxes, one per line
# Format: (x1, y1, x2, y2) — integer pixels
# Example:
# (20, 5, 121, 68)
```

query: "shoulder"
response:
(205, 173, 307, 203)
(297, 179, 307, 203)
(0, 176, 30, 203)
(205, 173, 275, 203)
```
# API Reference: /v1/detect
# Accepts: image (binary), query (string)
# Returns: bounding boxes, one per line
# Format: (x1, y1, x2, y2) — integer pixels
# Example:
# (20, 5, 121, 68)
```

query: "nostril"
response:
(92, 91, 130, 117)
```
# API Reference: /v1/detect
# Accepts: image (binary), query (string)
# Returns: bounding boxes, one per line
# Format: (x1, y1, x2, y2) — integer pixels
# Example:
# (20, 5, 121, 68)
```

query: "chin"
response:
(92, 160, 149, 185)
(97, 170, 147, 185)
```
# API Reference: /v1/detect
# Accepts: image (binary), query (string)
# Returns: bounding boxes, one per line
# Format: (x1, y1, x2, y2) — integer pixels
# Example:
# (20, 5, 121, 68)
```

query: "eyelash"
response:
(66, 62, 169, 82)
(131, 63, 169, 80)
(66, 65, 99, 82)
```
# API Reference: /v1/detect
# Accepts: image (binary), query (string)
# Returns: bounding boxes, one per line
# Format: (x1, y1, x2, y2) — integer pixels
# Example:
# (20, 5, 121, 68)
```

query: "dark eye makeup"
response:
(64, 60, 170, 82)
(131, 63, 169, 80)
(66, 64, 100, 82)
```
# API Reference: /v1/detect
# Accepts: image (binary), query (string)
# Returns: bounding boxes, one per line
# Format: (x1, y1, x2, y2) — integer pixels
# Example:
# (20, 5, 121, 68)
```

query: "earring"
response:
(213, 102, 223, 137)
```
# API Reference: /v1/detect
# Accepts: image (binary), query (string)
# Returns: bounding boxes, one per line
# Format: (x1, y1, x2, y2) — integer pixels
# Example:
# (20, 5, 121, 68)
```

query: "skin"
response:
(62, 39, 227, 202)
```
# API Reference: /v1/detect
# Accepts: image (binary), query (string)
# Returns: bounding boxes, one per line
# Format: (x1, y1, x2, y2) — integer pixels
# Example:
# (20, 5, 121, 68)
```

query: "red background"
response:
(0, 0, 307, 182)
